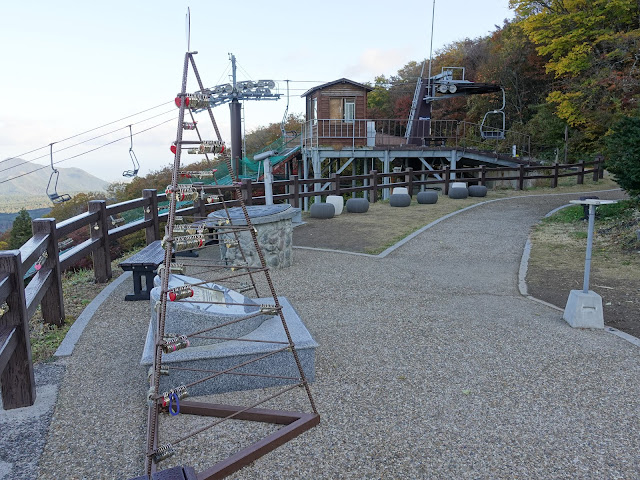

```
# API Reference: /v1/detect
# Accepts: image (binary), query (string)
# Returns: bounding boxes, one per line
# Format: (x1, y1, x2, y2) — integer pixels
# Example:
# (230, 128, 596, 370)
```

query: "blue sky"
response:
(0, 1, 513, 184)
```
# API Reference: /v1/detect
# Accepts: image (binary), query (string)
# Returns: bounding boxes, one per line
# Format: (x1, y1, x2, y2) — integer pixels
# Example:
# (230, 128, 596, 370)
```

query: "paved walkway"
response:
(3, 190, 639, 479)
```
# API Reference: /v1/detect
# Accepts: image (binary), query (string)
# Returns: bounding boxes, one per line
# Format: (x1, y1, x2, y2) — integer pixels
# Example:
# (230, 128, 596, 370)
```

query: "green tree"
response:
(605, 115, 640, 196)
(9, 208, 32, 249)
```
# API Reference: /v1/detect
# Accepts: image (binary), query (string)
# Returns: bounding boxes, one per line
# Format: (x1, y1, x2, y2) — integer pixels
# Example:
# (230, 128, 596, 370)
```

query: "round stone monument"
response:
(208, 204, 299, 269)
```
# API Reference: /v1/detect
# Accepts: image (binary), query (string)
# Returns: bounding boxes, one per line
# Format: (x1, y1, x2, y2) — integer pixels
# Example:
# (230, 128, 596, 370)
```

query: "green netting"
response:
(118, 135, 300, 225)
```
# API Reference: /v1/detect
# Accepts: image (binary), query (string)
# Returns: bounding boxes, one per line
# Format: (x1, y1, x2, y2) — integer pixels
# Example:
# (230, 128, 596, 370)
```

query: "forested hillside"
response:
(108, 0, 640, 202)
(365, 0, 640, 162)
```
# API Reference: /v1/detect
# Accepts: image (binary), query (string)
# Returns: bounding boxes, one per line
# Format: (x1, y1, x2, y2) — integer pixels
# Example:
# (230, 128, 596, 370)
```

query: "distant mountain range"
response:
(0, 158, 108, 197)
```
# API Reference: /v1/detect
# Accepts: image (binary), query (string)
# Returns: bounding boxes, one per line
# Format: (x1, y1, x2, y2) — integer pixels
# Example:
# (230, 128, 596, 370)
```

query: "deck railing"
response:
(301, 118, 532, 159)
(0, 158, 603, 409)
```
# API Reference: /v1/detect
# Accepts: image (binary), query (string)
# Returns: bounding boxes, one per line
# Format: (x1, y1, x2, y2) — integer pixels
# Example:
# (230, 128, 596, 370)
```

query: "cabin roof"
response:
(300, 78, 373, 98)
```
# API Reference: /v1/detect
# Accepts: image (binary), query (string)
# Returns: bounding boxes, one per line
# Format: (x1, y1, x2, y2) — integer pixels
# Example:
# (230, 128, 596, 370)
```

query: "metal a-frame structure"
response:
(140, 50, 318, 479)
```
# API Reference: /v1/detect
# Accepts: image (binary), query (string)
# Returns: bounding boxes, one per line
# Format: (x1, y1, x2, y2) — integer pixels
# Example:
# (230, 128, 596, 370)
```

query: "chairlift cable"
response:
(0, 117, 177, 186)
(3, 101, 173, 163)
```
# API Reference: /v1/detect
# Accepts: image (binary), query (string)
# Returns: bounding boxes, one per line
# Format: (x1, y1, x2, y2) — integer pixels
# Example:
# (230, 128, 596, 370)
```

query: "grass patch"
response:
(29, 248, 143, 363)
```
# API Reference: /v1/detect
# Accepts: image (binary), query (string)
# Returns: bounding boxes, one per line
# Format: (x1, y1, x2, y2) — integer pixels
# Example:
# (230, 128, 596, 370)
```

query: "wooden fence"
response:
(0, 158, 603, 409)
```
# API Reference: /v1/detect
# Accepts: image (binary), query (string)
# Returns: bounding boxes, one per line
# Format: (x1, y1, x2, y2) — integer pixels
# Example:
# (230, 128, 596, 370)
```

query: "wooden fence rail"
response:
(0, 158, 603, 409)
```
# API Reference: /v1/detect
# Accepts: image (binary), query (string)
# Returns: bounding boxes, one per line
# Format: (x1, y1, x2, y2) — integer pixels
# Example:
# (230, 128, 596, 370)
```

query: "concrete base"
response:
(563, 290, 604, 329)
(141, 297, 317, 396)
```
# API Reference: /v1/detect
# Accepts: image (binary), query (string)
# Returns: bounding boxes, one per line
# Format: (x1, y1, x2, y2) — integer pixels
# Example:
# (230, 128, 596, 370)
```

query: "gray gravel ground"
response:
(7, 189, 639, 479)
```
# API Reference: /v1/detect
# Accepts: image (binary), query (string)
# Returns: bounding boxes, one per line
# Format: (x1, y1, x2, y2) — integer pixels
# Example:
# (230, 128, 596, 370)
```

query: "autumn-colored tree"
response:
(510, 0, 640, 152)
(243, 114, 304, 158)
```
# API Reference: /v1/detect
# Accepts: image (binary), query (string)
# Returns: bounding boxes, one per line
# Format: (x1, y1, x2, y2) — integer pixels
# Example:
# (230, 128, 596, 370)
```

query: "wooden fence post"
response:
(0, 251, 36, 409)
(331, 173, 340, 197)
(444, 166, 450, 195)
(551, 163, 559, 188)
(599, 158, 604, 179)
(89, 200, 111, 283)
(593, 156, 601, 182)
(33, 218, 64, 326)
(405, 167, 413, 196)
(480, 165, 487, 186)
(291, 175, 299, 208)
(518, 164, 525, 190)
(241, 178, 253, 206)
(143, 189, 159, 244)
(577, 160, 585, 185)
(370, 170, 378, 203)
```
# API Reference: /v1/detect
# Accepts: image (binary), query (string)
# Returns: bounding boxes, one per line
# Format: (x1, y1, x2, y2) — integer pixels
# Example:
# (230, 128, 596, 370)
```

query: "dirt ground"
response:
(527, 211, 640, 338)
(293, 194, 490, 254)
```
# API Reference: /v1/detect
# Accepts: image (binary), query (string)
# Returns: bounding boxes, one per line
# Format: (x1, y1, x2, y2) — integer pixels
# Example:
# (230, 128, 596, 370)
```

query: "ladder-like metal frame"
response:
(142, 51, 318, 479)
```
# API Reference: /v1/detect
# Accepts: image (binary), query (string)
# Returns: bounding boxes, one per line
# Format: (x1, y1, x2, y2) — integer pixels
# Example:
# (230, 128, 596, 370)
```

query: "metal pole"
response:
(583, 204, 596, 293)
(426, 0, 436, 136)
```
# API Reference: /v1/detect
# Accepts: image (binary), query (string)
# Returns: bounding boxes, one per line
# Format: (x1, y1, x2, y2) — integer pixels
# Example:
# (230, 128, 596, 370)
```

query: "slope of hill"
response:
(0, 207, 52, 233)
(0, 158, 109, 210)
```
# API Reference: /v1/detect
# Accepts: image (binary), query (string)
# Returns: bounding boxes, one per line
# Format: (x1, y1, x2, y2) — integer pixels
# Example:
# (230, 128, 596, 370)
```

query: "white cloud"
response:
(342, 48, 414, 81)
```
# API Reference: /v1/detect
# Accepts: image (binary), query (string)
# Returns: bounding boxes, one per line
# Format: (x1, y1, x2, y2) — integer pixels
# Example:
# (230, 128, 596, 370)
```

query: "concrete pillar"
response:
(383, 151, 390, 200)
(450, 150, 458, 180)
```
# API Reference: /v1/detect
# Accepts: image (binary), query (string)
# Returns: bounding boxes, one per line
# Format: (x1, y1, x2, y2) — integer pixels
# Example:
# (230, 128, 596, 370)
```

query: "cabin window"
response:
(312, 97, 318, 125)
(344, 99, 355, 123)
(329, 98, 342, 122)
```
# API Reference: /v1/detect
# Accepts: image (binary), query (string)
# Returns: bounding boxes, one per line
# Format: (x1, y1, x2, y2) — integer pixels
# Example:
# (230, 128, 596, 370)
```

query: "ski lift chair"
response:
(480, 87, 506, 141)
(46, 144, 71, 204)
(123, 125, 140, 177)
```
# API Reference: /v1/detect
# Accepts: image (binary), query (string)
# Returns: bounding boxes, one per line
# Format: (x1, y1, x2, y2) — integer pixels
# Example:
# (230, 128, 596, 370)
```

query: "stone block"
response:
(448, 187, 468, 199)
(141, 297, 317, 396)
(310, 202, 335, 219)
(151, 274, 267, 346)
(563, 290, 604, 329)
(417, 191, 438, 204)
(468, 185, 488, 197)
(346, 198, 369, 213)
(207, 205, 296, 269)
(389, 193, 411, 207)
(326, 195, 344, 215)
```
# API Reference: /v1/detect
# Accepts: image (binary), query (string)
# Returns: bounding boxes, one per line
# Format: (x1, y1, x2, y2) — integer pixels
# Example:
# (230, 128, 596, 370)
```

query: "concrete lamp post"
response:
(562, 198, 618, 329)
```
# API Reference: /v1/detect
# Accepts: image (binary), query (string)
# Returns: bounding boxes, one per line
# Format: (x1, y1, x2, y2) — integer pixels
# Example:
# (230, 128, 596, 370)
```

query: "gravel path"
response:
(7, 190, 640, 479)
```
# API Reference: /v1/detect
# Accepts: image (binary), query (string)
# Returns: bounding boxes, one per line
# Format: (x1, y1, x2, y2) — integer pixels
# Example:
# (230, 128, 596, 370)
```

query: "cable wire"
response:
(0, 117, 177, 185)
(3, 100, 174, 162)
(0, 109, 176, 174)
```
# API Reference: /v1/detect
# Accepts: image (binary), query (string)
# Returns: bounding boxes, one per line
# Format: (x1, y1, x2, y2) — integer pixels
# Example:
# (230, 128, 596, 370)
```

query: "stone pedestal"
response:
(141, 296, 317, 396)
(563, 290, 604, 329)
(207, 205, 299, 269)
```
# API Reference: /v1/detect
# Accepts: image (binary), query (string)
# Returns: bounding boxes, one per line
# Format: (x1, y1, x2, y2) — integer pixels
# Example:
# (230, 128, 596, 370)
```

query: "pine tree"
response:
(9, 209, 32, 249)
